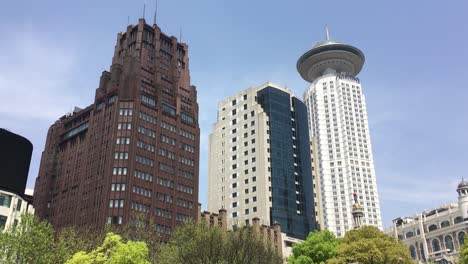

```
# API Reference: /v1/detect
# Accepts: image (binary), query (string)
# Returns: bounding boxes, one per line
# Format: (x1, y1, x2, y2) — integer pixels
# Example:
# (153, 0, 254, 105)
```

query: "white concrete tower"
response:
(297, 28, 382, 237)
(457, 178, 468, 221)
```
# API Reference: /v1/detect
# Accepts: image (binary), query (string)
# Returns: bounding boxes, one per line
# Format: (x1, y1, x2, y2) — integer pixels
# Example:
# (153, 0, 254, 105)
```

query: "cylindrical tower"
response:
(457, 179, 468, 221)
(298, 28, 382, 237)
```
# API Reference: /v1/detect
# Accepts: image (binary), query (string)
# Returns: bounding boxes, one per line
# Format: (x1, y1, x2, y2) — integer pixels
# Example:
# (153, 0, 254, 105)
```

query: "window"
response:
(116, 137, 130, 145)
(0, 215, 8, 230)
(136, 155, 154, 167)
(114, 152, 129, 160)
(445, 235, 454, 252)
(161, 121, 177, 132)
(432, 239, 441, 252)
(162, 103, 176, 117)
(441, 220, 450, 228)
(232, 99, 237, 106)
(111, 183, 126, 191)
(157, 177, 174, 188)
(139, 111, 157, 124)
(138, 126, 156, 138)
(0, 194, 12, 208)
(232, 202, 237, 208)
(119, 108, 133, 116)
(159, 163, 175, 174)
(113, 167, 128, 176)
(459, 232, 466, 246)
(179, 156, 194, 166)
(109, 199, 124, 208)
(117, 122, 131, 130)
(141, 95, 156, 107)
(181, 112, 194, 124)
(133, 186, 152, 197)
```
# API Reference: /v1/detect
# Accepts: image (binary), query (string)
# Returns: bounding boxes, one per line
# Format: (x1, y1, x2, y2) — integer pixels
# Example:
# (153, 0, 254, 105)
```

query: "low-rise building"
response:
(0, 129, 35, 231)
(0, 189, 34, 231)
(385, 180, 468, 264)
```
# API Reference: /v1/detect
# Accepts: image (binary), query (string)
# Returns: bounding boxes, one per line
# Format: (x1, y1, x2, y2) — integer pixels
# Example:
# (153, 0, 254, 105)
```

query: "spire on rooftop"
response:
(326, 25, 330, 41)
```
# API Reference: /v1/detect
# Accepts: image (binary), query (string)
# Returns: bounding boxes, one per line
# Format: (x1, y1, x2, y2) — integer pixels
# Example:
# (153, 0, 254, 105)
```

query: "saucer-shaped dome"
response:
(458, 179, 468, 189)
(297, 40, 365, 82)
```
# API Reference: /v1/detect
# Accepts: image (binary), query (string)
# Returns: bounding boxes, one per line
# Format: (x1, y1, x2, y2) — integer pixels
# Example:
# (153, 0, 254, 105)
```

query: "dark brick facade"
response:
(34, 19, 199, 235)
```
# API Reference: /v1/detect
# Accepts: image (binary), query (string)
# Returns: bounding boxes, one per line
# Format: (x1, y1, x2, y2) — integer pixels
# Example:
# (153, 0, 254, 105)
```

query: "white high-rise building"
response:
(208, 82, 317, 240)
(297, 30, 382, 237)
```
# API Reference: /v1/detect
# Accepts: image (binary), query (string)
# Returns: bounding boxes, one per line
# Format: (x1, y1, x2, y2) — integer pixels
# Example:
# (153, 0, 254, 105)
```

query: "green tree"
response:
(155, 222, 282, 264)
(459, 234, 468, 264)
(0, 213, 56, 264)
(288, 230, 338, 264)
(327, 226, 415, 264)
(66, 232, 150, 264)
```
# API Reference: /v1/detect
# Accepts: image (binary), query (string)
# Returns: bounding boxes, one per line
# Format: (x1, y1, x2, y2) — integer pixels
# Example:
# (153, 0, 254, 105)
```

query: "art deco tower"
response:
(34, 19, 199, 236)
(297, 29, 382, 237)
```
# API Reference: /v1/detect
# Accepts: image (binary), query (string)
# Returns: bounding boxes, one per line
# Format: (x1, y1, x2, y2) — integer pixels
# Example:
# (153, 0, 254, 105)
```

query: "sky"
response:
(1, 0, 467, 228)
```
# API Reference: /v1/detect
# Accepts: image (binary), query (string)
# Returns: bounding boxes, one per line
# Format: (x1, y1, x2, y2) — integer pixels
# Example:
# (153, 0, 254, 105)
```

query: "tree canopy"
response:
(288, 230, 338, 264)
(459, 233, 468, 264)
(65, 232, 150, 264)
(0, 214, 282, 264)
(155, 222, 283, 264)
(328, 226, 415, 264)
(288, 226, 414, 264)
(0, 213, 56, 264)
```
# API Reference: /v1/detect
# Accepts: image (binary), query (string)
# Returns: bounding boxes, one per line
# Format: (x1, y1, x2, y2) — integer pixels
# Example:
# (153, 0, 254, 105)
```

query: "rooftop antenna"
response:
(179, 28, 182, 42)
(153, 0, 158, 25)
(143, 3, 146, 19)
(325, 25, 330, 40)
(127, 16, 130, 27)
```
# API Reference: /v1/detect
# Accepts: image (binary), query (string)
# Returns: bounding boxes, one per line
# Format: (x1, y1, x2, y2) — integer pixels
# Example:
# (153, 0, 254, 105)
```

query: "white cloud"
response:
(0, 28, 81, 120)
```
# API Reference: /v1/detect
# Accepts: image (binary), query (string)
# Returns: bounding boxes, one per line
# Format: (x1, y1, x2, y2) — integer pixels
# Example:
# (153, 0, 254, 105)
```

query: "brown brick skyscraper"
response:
(34, 19, 199, 235)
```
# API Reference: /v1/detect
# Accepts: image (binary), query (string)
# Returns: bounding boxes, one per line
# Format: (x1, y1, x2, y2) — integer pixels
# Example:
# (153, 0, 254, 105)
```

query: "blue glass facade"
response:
(257, 87, 316, 239)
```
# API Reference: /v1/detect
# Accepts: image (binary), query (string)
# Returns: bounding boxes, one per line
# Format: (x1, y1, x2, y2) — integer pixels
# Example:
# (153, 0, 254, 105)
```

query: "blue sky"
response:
(1, 0, 467, 227)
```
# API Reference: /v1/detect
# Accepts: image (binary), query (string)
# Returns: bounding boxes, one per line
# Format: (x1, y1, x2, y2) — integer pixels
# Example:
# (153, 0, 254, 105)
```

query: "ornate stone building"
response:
(385, 180, 468, 264)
